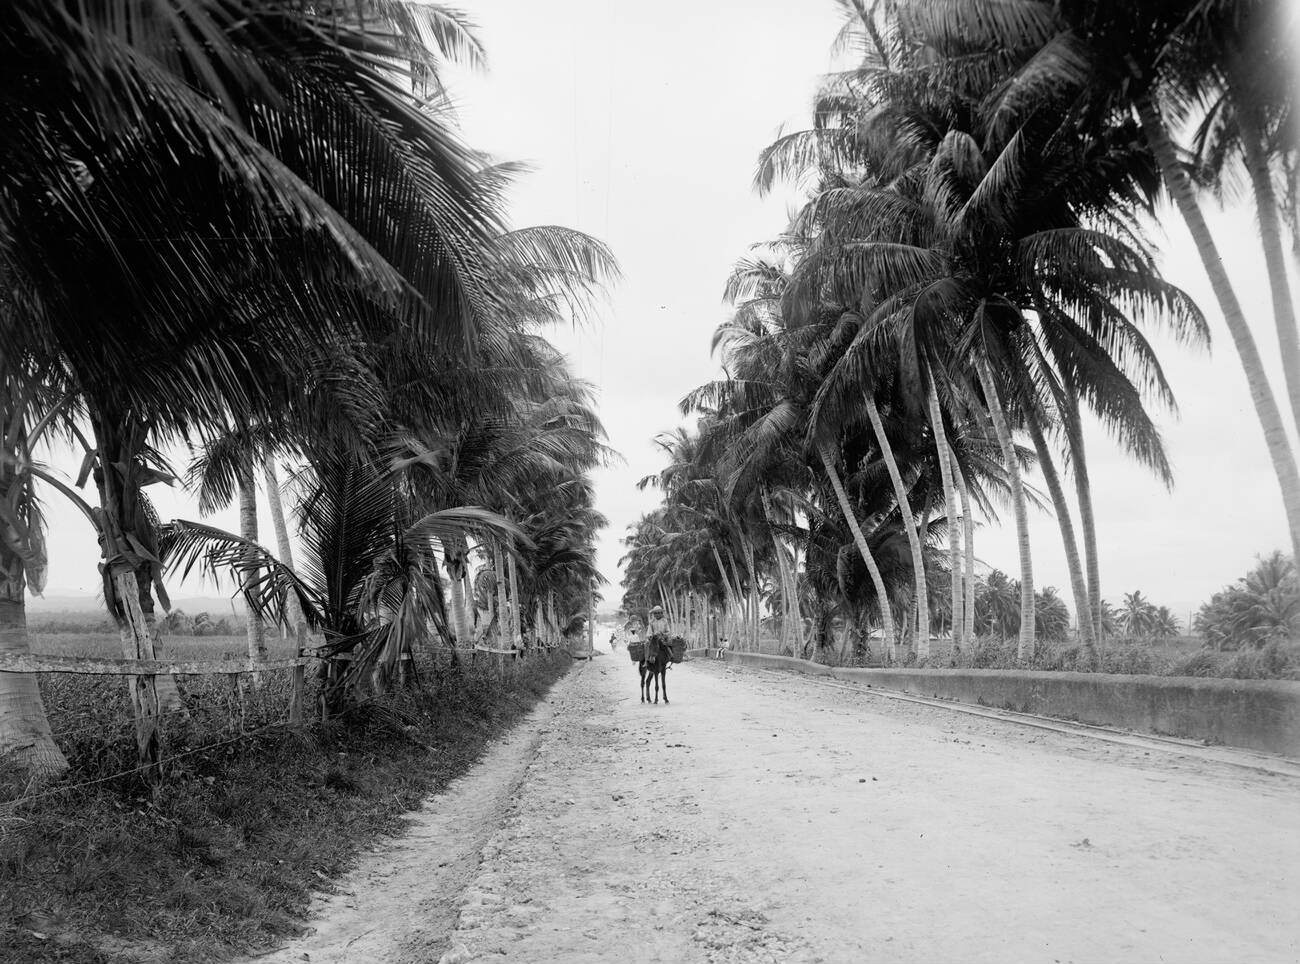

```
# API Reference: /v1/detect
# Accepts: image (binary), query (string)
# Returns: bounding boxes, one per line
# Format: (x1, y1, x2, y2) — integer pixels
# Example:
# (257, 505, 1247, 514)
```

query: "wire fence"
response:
(1, 715, 294, 812)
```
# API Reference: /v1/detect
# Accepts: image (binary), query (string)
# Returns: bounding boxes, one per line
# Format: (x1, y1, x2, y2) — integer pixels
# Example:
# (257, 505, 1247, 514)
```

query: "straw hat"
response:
(650, 604, 664, 614)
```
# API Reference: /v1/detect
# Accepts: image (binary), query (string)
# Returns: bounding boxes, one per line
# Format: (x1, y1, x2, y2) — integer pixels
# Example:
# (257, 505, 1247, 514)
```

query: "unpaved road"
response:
(259, 654, 1300, 963)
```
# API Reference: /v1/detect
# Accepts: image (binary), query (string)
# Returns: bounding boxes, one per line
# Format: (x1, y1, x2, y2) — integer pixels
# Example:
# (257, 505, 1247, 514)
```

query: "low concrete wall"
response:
(721, 652, 1300, 757)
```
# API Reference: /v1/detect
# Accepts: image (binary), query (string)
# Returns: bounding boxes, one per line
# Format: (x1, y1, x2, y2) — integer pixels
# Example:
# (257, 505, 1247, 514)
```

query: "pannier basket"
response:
(628, 641, 645, 663)
(668, 637, 686, 663)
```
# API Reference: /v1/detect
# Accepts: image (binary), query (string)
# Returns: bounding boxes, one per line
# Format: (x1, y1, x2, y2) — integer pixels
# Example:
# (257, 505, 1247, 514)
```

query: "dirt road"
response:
(261, 654, 1300, 963)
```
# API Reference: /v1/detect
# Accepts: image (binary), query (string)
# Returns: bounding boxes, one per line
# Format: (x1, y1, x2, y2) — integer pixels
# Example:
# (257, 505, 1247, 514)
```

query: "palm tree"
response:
(1151, 606, 1181, 639)
(0, 371, 69, 780)
(1121, 591, 1158, 637)
(897, 0, 1300, 571)
(1195, 551, 1299, 649)
(975, 571, 1022, 641)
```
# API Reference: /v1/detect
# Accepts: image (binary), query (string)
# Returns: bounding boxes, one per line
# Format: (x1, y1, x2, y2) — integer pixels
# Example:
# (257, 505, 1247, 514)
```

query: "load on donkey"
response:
(629, 604, 684, 703)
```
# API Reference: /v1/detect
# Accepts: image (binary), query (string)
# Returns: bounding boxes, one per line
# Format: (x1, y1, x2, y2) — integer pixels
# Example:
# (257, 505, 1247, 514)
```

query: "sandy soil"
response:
(257, 652, 1300, 964)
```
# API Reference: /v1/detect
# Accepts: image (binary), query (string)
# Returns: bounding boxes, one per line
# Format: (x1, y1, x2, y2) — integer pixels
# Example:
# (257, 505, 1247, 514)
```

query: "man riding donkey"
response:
(638, 604, 672, 703)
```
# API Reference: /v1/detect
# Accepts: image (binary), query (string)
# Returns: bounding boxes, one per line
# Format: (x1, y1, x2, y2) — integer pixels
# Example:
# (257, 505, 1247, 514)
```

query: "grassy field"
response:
(30, 632, 297, 660)
(1, 644, 572, 963)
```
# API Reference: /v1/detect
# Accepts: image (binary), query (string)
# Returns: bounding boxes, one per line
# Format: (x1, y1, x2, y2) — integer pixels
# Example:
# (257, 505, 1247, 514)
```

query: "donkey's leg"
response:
(661, 666, 669, 704)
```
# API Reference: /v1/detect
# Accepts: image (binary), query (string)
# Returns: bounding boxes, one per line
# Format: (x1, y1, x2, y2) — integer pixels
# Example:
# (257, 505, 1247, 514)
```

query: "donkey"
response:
(638, 637, 670, 705)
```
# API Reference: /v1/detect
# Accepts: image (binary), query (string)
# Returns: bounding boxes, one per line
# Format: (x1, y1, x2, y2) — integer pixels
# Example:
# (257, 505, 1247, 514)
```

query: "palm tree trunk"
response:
(237, 457, 267, 666)
(494, 544, 508, 652)
(710, 542, 738, 620)
(1139, 97, 1300, 570)
(975, 358, 1035, 658)
(89, 415, 164, 774)
(1024, 409, 1097, 652)
(461, 549, 476, 642)
(760, 489, 793, 653)
(1233, 77, 1300, 437)
(262, 460, 304, 635)
(722, 543, 746, 647)
(113, 567, 163, 779)
(443, 546, 473, 648)
(864, 395, 929, 658)
(953, 451, 976, 644)
(1059, 372, 1102, 639)
(0, 555, 68, 782)
(817, 442, 897, 652)
(928, 385, 963, 650)
(507, 550, 522, 649)
(742, 538, 761, 651)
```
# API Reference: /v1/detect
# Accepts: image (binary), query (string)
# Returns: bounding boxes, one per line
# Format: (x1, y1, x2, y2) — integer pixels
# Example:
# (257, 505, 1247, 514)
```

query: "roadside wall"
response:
(703, 651, 1300, 757)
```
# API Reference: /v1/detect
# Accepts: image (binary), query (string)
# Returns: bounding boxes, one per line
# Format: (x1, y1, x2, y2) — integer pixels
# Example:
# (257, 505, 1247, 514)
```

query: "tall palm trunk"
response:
(722, 543, 746, 648)
(89, 414, 164, 775)
(1024, 409, 1097, 652)
(952, 451, 976, 644)
(760, 489, 796, 654)
(928, 385, 963, 650)
(507, 550, 522, 648)
(114, 567, 164, 779)
(975, 358, 1034, 658)
(1139, 98, 1300, 570)
(710, 542, 739, 631)
(263, 460, 304, 635)
(1233, 79, 1300, 436)
(864, 396, 928, 657)
(742, 538, 761, 651)
(0, 549, 68, 781)
(1059, 373, 1102, 639)
(238, 456, 267, 665)
(494, 544, 508, 651)
(443, 544, 473, 648)
(817, 442, 897, 653)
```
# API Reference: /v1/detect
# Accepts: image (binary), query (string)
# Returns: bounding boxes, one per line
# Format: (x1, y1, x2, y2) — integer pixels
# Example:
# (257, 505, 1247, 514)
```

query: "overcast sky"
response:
(37, 0, 1297, 626)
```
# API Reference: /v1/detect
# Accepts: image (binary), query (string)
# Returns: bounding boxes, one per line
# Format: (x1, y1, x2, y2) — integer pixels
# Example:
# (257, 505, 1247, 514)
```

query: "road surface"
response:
(259, 653, 1300, 963)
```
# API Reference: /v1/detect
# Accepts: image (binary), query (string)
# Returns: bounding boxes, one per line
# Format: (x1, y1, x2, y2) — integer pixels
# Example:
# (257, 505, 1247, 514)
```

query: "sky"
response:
(35, 0, 1298, 627)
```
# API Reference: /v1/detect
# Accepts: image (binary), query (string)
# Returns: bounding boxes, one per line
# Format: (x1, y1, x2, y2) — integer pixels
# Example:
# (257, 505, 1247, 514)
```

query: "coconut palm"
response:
(1151, 606, 1181, 640)
(895, 0, 1300, 570)
(0, 370, 69, 780)
(1195, 551, 1299, 649)
(1120, 591, 1158, 637)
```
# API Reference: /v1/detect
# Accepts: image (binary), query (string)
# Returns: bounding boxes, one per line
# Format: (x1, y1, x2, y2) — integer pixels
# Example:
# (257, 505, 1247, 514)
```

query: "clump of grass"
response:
(0, 647, 571, 963)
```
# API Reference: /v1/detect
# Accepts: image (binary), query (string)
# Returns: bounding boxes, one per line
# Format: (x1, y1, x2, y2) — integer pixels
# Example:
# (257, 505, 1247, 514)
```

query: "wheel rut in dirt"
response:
(249, 693, 556, 964)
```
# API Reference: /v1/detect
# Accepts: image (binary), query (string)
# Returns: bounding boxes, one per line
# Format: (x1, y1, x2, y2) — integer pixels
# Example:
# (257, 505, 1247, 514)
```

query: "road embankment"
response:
(695, 650, 1300, 756)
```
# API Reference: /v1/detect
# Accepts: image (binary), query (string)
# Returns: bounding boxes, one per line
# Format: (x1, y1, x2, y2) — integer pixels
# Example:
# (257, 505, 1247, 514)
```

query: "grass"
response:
(1, 639, 572, 963)
(30, 633, 296, 660)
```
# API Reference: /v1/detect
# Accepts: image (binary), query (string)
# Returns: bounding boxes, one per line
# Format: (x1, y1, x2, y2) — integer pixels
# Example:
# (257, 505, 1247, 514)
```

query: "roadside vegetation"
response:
(1, 3, 612, 958)
(622, 0, 1297, 676)
(1, 650, 570, 964)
